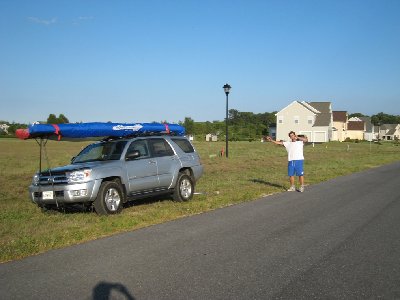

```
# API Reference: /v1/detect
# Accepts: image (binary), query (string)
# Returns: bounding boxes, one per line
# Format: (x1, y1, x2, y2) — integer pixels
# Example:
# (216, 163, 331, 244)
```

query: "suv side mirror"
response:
(125, 150, 141, 161)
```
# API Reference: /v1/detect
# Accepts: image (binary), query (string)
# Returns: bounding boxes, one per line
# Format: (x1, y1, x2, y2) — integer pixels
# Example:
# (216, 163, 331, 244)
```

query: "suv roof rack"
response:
(100, 131, 181, 142)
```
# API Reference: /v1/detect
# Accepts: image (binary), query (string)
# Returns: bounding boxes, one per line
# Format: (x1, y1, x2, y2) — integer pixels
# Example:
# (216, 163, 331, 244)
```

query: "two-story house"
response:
(275, 101, 333, 142)
(345, 116, 376, 141)
(346, 117, 366, 140)
(380, 124, 400, 140)
(332, 111, 348, 142)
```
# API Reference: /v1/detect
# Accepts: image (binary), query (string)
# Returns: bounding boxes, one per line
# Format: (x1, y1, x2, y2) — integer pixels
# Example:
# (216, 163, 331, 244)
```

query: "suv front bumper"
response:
(29, 180, 102, 205)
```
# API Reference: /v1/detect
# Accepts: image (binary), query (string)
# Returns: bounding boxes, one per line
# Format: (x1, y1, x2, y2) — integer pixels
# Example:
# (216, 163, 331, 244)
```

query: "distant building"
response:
(268, 123, 276, 140)
(205, 133, 218, 142)
(346, 118, 365, 140)
(276, 101, 333, 142)
(332, 111, 348, 141)
(0, 124, 10, 134)
(380, 124, 400, 140)
(359, 117, 374, 141)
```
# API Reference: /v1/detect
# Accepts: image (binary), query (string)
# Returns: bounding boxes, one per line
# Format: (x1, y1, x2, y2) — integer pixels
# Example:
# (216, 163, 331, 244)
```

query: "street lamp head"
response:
(223, 83, 231, 95)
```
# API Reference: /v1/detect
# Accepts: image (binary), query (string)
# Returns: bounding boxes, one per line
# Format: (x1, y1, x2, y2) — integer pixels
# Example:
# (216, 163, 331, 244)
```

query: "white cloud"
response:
(28, 17, 57, 26)
(72, 16, 94, 25)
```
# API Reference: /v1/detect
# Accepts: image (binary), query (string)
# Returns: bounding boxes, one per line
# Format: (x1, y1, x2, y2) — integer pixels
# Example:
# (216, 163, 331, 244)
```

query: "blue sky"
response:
(1, 0, 399, 124)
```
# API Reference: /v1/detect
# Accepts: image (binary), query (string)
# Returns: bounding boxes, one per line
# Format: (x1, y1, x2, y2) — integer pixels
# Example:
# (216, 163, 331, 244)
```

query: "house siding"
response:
(276, 101, 316, 141)
(276, 101, 332, 142)
(332, 121, 346, 141)
(346, 130, 364, 140)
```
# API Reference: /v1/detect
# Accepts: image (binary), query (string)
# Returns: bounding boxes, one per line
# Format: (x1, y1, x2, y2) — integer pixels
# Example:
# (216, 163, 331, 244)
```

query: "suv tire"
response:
(173, 173, 194, 202)
(94, 180, 123, 215)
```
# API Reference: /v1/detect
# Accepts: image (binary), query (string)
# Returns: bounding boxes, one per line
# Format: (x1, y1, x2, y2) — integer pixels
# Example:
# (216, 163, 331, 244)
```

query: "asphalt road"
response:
(1, 161, 400, 299)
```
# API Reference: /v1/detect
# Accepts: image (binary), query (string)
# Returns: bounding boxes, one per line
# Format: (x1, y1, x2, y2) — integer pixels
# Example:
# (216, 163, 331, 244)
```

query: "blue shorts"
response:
(288, 160, 304, 177)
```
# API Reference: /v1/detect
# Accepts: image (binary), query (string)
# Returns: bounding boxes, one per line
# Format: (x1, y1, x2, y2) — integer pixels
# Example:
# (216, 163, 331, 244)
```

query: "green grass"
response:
(0, 138, 399, 262)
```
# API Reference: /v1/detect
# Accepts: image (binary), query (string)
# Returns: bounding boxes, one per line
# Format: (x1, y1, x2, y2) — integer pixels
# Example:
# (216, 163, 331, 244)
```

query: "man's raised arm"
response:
(265, 136, 284, 145)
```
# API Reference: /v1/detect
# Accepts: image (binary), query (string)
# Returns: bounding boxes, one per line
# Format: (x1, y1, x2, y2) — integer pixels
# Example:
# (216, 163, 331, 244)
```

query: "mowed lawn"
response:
(0, 138, 399, 262)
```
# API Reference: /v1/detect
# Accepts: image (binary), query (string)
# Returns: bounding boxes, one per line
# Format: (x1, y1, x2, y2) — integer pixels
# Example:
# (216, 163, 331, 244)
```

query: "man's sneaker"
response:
(287, 185, 296, 192)
(299, 185, 305, 193)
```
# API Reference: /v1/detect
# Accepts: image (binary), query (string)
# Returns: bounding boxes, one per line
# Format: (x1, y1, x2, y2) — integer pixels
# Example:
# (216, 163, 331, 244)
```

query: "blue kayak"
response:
(16, 122, 185, 140)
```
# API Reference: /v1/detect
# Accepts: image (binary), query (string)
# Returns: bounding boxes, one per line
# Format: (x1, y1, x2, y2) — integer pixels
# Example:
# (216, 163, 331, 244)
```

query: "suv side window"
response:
(149, 139, 174, 157)
(108, 141, 128, 160)
(125, 140, 150, 159)
(171, 138, 194, 153)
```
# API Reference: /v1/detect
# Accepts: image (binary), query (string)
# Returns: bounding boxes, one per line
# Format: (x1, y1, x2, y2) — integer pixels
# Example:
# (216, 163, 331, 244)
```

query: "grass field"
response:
(0, 138, 399, 263)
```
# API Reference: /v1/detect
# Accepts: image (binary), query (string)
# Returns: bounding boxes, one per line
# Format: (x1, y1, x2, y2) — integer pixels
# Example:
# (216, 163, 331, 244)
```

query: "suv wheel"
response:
(173, 173, 194, 202)
(94, 181, 123, 215)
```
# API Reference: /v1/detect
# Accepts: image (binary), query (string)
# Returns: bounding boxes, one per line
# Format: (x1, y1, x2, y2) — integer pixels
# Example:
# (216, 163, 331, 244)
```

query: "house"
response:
(205, 133, 218, 142)
(332, 111, 348, 141)
(344, 116, 376, 141)
(346, 117, 365, 140)
(275, 101, 333, 142)
(0, 124, 9, 134)
(359, 117, 375, 141)
(268, 123, 276, 140)
(380, 124, 400, 140)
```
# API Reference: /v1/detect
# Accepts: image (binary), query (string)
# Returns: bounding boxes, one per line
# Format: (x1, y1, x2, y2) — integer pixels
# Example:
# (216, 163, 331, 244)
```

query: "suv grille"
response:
(38, 175, 68, 185)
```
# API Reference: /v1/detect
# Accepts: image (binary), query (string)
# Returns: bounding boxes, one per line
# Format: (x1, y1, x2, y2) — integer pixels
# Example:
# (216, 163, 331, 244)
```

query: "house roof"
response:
(308, 102, 331, 127)
(385, 129, 396, 135)
(309, 102, 331, 114)
(381, 124, 397, 130)
(313, 113, 332, 126)
(347, 121, 365, 131)
(299, 101, 320, 113)
(333, 111, 347, 122)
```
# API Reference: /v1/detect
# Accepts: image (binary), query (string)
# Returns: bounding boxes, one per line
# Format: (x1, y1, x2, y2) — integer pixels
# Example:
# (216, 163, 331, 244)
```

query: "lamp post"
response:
(223, 83, 231, 158)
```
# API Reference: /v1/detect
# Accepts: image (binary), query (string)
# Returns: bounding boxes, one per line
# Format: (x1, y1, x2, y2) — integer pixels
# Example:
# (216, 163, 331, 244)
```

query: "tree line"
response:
(1, 111, 400, 139)
(180, 109, 277, 141)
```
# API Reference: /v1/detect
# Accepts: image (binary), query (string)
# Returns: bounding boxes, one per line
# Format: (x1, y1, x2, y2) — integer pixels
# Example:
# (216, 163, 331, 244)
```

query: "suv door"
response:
(125, 139, 158, 195)
(148, 138, 179, 189)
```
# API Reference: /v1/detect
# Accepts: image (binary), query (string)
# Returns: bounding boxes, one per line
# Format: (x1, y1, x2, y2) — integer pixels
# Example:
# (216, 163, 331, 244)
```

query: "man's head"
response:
(288, 131, 297, 141)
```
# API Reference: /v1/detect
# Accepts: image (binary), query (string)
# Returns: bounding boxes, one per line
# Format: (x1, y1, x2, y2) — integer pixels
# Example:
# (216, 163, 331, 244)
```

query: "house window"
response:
(278, 116, 283, 124)
(307, 116, 313, 125)
(294, 116, 299, 124)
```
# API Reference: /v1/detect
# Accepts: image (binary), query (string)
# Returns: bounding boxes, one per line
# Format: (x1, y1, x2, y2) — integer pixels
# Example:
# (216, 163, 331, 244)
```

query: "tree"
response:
(46, 114, 70, 124)
(58, 114, 69, 123)
(349, 112, 367, 118)
(183, 117, 195, 134)
(47, 114, 58, 124)
(371, 112, 400, 125)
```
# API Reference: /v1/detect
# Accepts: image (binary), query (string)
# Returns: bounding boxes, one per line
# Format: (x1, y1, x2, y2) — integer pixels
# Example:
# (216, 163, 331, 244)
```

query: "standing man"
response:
(266, 131, 308, 192)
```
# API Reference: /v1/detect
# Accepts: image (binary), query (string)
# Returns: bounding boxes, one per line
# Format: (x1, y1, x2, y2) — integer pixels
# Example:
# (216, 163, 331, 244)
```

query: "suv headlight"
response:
(67, 169, 92, 183)
(32, 174, 40, 186)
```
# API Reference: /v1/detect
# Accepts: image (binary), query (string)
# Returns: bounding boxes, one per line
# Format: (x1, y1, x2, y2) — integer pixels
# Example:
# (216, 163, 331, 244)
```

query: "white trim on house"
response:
(301, 101, 321, 114)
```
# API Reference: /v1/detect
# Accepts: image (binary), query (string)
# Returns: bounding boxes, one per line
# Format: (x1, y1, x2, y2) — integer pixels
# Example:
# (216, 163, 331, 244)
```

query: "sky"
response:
(1, 0, 400, 124)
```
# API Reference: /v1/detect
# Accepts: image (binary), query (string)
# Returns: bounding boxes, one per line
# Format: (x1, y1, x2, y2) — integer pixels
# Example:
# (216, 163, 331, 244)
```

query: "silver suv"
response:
(29, 136, 203, 215)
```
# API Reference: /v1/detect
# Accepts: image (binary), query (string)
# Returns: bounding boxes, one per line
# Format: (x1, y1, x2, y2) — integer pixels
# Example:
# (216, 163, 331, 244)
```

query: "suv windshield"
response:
(73, 140, 127, 163)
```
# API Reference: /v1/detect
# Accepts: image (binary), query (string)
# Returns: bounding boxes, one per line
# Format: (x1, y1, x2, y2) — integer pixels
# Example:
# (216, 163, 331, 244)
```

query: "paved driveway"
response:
(1, 161, 400, 299)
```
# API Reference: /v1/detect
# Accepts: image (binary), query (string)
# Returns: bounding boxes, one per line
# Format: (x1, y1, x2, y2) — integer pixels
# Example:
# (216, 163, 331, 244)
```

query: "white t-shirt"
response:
(283, 141, 304, 161)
